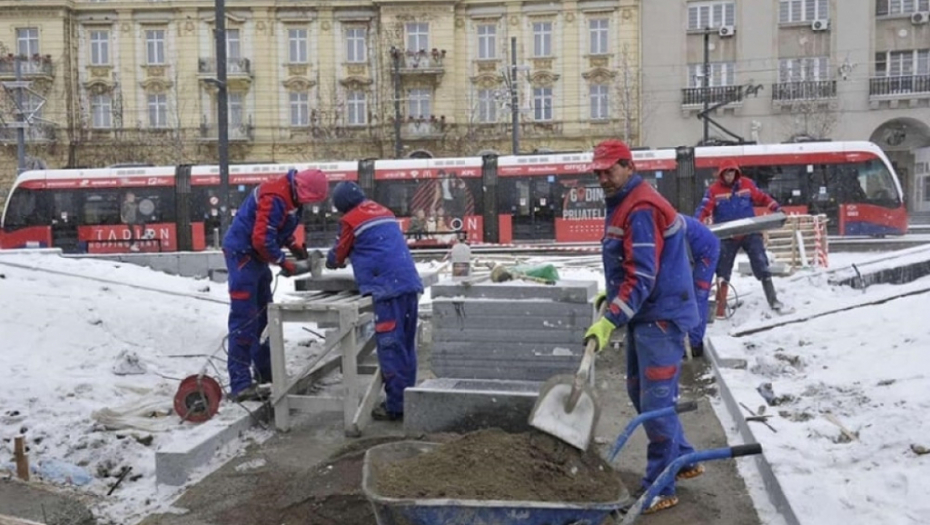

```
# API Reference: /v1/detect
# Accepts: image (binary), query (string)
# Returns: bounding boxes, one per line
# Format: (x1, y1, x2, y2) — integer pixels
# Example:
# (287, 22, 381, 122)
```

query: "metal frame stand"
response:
(267, 290, 381, 436)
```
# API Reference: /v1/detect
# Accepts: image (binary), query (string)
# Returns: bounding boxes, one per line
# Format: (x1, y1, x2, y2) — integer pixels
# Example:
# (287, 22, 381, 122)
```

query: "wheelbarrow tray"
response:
(362, 441, 628, 525)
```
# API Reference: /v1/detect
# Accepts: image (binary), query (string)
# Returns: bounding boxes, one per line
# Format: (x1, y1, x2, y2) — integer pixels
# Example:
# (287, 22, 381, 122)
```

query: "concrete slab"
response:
(432, 298, 595, 325)
(433, 326, 587, 344)
(404, 378, 542, 435)
(738, 261, 791, 276)
(294, 269, 439, 293)
(431, 341, 584, 381)
(432, 279, 597, 303)
(155, 403, 267, 486)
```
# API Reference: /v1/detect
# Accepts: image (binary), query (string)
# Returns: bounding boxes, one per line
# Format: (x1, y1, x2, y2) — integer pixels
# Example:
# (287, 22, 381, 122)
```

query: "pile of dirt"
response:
(375, 429, 625, 502)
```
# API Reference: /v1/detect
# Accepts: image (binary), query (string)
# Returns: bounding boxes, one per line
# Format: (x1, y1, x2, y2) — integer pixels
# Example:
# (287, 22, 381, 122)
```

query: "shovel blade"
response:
(528, 374, 600, 450)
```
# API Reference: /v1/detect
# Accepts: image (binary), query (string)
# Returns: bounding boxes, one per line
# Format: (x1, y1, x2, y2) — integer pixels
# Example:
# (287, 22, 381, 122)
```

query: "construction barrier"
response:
(763, 214, 829, 272)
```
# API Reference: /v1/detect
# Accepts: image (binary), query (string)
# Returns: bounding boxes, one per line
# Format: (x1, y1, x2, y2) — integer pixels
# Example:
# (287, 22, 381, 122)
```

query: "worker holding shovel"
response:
(583, 139, 702, 514)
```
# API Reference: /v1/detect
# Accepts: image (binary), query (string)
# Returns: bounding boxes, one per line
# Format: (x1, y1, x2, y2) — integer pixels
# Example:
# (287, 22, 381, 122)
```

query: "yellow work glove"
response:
(594, 290, 607, 312)
(584, 317, 617, 353)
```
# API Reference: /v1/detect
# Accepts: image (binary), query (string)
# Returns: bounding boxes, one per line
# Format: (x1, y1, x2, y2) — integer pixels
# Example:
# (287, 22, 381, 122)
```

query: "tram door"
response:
(50, 191, 80, 253)
(502, 177, 558, 241)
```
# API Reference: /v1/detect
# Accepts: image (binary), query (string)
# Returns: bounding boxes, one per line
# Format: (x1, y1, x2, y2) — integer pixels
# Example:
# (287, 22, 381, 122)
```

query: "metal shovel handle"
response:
(565, 300, 608, 412)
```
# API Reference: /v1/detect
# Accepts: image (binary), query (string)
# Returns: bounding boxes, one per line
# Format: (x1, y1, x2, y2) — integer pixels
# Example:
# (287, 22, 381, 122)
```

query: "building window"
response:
(532, 21, 552, 57)
(346, 90, 367, 125)
(688, 62, 736, 87)
(687, 2, 736, 30)
(145, 30, 165, 65)
(477, 23, 497, 60)
(346, 27, 367, 63)
(533, 87, 553, 121)
(91, 94, 112, 128)
(589, 19, 609, 55)
(876, 0, 930, 16)
(288, 29, 308, 64)
(148, 93, 168, 128)
(477, 89, 498, 122)
(16, 28, 39, 56)
(875, 49, 930, 77)
(590, 84, 609, 120)
(226, 29, 241, 60)
(779, 57, 829, 82)
(408, 88, 431, 119)
(228, 92, 243, 128)
(406, 22, 429, 53)
(289, 92, 309, 127)
(90, 30, 110, 65)
(779, 0, 829, 23)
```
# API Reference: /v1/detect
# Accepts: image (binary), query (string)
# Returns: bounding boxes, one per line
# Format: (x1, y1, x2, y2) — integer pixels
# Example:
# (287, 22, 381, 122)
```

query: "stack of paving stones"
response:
(404, 278, 598, 435)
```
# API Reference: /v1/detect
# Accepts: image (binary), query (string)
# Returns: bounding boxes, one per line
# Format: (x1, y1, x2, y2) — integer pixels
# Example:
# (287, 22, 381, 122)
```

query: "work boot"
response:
(676, 463, 705, 481)
(371, 402, 403, 422)
(714, 280, 729, 319)
(762, 277, 784, 311)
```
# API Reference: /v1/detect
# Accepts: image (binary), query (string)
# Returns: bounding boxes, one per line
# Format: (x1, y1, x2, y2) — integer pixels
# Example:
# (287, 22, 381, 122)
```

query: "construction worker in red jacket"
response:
(222, 168, 329, 402)
(583, 140, 701, 514)
(695, 160, 784, 315)
(326, 182, 423, 421)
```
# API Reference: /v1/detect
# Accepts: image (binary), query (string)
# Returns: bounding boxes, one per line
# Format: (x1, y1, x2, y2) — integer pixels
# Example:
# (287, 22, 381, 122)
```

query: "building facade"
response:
(643, 0, 930, 216)
(0, 0, 642, 207)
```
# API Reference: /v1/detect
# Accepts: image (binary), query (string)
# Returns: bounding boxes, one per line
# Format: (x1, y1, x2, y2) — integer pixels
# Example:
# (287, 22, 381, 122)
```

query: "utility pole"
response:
(215, 0, 230, 239)
(15, 56, 26, 174)
(702, 28, 710, 145)
(391, 46, 402, 158)
(510, 37, 519, 155)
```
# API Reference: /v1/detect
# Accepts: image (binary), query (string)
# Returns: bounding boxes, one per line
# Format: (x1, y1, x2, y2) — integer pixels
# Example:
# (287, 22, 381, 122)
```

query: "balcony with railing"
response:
(0, 55, 54, 80)
(392, 49, 446, 81)
(771, 80, 837, 107)
(198, 58, 252, 76)
(401, 116, 446, 140)
(199, 116, 254, 142)
(681, 85, 743, 107)
(869, 75, 930, 99)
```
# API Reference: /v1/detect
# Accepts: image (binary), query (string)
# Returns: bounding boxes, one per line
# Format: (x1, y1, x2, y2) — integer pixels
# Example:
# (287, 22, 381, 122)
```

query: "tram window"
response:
(4, 188, 46, 228)
(83, 191, 122, 225)
(854, 160, 900, 207)
(52, 192, 79, 224)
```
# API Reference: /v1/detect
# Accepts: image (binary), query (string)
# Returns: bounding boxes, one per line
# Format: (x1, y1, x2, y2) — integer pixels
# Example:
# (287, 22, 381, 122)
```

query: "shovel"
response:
(528, 302, 607, 450)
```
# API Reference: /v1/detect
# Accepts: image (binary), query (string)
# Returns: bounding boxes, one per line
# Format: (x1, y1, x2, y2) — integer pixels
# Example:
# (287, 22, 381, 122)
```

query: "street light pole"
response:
(215, 0, 230, 239)
(702, 28, 710, 145)
(510, 37, 519, 155)
(391, 47, 402, 158)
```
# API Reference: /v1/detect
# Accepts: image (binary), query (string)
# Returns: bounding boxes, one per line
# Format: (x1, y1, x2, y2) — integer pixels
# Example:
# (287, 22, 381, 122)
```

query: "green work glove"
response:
(594, 290, 607, 312)
(585, 317, 617, 353)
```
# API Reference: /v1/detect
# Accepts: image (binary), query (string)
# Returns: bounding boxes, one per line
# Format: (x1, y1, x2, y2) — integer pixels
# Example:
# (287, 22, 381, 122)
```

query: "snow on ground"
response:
(0, 250, 333, 523)
(2, 247, 929, 524)
(708, 251, 930, 525)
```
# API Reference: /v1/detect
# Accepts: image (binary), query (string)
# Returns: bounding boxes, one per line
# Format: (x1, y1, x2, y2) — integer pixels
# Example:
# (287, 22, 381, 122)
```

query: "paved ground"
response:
(2, 321, 763, 525)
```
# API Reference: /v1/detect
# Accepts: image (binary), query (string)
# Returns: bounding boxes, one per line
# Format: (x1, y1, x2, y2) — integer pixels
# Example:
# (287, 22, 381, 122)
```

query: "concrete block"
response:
(433, 298, 595, 324)
(738, 261, 791, 276)
(431, 342, 583, 381)
(432, 279, 597, 304)
(155, 403, 266, 486)
(433, 326, 587, 344)
(295, 269, 439, 292)
(404, 378, 543, 435)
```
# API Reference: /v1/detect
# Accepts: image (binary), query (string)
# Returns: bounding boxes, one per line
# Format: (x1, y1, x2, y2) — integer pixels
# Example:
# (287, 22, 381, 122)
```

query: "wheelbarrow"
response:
(361, 402, 763, 525)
